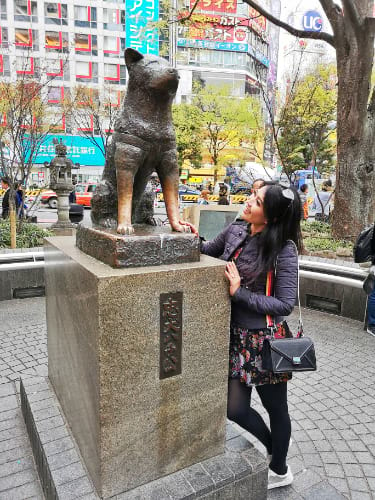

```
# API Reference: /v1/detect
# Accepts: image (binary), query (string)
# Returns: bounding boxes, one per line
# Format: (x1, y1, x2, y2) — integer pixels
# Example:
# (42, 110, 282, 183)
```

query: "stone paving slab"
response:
(1, 297, 375, 499)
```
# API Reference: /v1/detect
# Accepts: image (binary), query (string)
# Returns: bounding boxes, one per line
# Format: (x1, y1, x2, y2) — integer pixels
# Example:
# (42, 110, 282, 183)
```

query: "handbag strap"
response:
(265, 241, 304, 338)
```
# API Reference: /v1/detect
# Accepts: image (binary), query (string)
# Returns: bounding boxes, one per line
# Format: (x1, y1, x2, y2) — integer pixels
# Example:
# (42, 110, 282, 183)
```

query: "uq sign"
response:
(302, 10, 323, 32)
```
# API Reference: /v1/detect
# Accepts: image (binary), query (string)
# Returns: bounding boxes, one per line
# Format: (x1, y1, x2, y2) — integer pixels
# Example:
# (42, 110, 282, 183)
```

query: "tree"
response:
(277, 65, 337, 179)
(241, 0, 375, 240)
(64, 86, 122, 161)
(172, 103, 203, 169)
(193, 84, 265, 183)
(0, 53, 66, 247)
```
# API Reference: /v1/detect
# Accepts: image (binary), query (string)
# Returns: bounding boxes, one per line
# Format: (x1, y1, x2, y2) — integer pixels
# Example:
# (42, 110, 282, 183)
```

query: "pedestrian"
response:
(251, 178, 265, 195)
(1, 177, 11, 219)
(312, 182, 332, 222)
(218, 188, 229, 205)
(298, 184, 309, 221)
(198, 189, 210, 205)
(180, 182, 301, 490)
(15, 182, 25, 218)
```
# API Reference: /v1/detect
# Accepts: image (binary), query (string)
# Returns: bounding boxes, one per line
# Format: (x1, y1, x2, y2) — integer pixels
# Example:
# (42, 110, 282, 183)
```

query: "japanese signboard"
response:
(160, 292, 183, 379)
(125, 0, 159, 55)
(248, 7, 267, 34)
(190, 0, 237, 14)
(32, 135, 105, 166)
(178, 14, 249, 43)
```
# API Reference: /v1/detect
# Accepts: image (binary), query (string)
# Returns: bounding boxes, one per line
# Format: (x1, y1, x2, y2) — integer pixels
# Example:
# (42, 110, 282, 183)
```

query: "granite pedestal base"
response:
(76, 224, 200, 268)
(44, 236, 232, 498)
(20, 376, 268, 500)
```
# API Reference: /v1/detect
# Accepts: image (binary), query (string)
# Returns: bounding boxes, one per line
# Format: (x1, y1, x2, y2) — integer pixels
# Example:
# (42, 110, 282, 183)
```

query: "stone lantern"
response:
(48, 139, 74, 231)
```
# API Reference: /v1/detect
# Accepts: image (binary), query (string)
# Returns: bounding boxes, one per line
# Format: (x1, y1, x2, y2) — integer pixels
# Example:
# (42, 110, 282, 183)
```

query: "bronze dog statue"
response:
(91, 48, 187, 235)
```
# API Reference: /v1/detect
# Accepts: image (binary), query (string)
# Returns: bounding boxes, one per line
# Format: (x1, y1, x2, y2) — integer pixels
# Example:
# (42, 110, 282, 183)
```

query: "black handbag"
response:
(354, 225, 375, 263)
(261, 245, 317, 373)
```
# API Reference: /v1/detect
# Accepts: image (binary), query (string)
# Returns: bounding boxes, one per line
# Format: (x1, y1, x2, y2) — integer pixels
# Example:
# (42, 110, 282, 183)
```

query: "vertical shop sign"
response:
(125, 0, 159, 55)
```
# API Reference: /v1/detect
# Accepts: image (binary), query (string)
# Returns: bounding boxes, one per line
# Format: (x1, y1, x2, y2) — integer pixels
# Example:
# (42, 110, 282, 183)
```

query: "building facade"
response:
(0, 0, 279, 185)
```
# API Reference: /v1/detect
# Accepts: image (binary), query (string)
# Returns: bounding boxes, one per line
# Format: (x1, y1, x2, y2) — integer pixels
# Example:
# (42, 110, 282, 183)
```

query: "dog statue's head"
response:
(124, 48, 180, 96)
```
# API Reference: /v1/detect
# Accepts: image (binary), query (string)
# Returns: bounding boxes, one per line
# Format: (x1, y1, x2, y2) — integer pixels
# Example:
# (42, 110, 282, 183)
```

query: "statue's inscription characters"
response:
(91, 48, 186, 235)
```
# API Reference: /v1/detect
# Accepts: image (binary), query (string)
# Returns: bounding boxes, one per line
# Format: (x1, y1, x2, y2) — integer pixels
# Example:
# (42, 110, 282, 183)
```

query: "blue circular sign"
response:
(302, 10, 323, 32)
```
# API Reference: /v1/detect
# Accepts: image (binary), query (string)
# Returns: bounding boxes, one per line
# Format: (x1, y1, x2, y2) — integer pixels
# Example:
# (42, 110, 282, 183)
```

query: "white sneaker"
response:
(268, 465, 293, 490)
(367, 325, 375, 336)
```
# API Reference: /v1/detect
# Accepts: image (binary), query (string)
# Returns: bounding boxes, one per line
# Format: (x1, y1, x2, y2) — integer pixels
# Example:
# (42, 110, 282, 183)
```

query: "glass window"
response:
(0, 27, 8, 48)
(47, 86, 64, 103)
(75, 34, 97, 55)
(45, 31, 69, 52)
(0, 55, 10, 76)
(14, 0, 37, 22)
(103, 8, 125, 31)
(0, 0, 6, 19)
(15, 29, 38, 50)
(45, 3, 68, 25)
(16, 56, 38, 77)
(76, 61, 98, 83)
(74, 6, 97, 28)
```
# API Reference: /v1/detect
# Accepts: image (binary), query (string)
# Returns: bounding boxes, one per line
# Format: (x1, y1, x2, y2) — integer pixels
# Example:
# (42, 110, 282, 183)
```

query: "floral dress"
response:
(229, 323, 292, 386)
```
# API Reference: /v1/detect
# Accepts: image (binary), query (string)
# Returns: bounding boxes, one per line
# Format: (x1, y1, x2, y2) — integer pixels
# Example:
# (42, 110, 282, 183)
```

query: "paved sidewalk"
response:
(1, 298, 375, 499)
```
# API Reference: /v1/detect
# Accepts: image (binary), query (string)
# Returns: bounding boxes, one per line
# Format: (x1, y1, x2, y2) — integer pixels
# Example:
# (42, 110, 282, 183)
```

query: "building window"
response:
(0, 26, 8, 48)
(103, 8, 125, 31)
(46, 58, 69, 81)
(47, 86, 65, 104)
(104, 89, 122, 108)
(16, 56, 38, 77)
(45, 31, 69, 52)
(75, 34, 98, 56)
(14, 0, 37, 22)
(0, 0, 6, 20)
(103, 36, 125, 57)
(74, 6, 97, 28)
(49, 112, 66, 132)
(104, 64, 126, 85)
(0, 54, 10, 76)
(45, 3, 68, 26)
(15, 29, 38, 50)
(76, 61, 98, 83)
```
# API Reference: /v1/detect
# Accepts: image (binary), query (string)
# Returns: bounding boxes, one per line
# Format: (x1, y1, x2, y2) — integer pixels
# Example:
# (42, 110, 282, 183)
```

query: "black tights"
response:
(227, 379, 291, 475)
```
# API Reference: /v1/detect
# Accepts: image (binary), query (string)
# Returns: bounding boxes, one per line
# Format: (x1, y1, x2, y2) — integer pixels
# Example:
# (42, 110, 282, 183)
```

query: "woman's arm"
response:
(231, 241, 298, 316)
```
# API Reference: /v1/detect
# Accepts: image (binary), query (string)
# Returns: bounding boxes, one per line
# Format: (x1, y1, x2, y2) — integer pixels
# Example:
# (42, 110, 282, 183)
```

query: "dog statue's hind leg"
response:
(115, 143, 145, 235)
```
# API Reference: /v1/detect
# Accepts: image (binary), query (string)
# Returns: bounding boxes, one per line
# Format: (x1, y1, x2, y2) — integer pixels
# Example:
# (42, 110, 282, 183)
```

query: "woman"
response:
(299, 183, 309, 221)
(198, 189, 210, 205)
(181, 182, 302, 490)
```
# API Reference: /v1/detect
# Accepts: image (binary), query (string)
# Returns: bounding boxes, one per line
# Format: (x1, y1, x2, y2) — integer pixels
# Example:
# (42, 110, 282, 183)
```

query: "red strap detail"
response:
(265, 270, 273, 328)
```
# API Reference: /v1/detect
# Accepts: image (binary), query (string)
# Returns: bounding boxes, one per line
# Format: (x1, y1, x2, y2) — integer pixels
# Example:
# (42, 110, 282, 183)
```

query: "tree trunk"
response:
(9, 207, 17, 249)
(332, 30, 375, 240)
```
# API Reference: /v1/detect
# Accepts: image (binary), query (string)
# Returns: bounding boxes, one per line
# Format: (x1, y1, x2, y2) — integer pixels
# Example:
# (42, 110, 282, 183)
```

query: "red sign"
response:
(179, 13, 250, 43)
(190, 0, 237, 14)
(248, 7, 267, 33)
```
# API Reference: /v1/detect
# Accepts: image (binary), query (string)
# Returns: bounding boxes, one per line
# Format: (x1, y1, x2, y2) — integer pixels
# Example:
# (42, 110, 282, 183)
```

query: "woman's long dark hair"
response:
(250, 182, 302, 279)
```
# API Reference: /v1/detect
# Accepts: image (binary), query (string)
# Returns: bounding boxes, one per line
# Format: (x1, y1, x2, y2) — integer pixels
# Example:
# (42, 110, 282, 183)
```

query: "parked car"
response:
(40, 182, 97, 208)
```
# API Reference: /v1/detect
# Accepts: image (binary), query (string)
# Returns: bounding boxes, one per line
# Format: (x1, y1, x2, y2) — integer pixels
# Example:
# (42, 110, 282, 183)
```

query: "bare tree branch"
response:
(241, 0, 336, 47)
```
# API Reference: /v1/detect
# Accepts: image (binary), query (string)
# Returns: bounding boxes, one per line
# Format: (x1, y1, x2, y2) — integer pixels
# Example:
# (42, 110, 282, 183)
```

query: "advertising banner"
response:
(190, 0, 237, 14)
(32, 135, 105, 166)
(125, 0, 159, 55)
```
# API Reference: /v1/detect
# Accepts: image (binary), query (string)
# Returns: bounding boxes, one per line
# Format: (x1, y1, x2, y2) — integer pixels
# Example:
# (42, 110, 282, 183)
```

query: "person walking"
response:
(312, 182, 332, 222)
(218, 187, 229, 205)
(1, 177, 11, 219)
(198, 189, 210, 205)
(298, 184, 309, 221)
(180, 182, 301, 490)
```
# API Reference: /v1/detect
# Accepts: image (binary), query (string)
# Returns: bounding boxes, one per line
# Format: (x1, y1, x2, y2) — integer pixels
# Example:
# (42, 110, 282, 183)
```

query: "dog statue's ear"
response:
(125, 48, 144, 67)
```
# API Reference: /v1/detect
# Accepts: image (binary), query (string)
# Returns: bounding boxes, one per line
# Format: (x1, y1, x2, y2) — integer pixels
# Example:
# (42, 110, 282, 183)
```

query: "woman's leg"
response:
(227, 378, 272, 454)
(256, 382, 291, 475)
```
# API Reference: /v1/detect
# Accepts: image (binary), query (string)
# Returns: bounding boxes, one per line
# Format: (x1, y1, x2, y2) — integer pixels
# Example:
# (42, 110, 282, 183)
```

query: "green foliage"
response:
(0, 220, 53, 248)
(301, 221, 352, 252)
(278, 65, 337, 177)
(172, 103, 203, 168)
(192, 83, 265, 169)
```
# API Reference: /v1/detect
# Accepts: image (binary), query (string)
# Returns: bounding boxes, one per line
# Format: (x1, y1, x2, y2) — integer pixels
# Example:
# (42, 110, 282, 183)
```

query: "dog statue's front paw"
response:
(170, 220, 190, 233)
(117, 223, 135, 235)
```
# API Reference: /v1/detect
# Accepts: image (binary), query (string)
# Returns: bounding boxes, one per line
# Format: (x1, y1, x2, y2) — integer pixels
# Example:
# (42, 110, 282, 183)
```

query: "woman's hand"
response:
(178, 220, 199, 237)
(225, 260, 241, 296)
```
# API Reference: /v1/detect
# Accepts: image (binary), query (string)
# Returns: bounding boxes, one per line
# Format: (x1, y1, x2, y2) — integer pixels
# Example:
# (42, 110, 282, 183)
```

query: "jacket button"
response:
(239, 232, 242, 236)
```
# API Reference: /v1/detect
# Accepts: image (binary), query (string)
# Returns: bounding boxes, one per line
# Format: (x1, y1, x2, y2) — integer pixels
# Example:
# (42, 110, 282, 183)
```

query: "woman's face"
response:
(242, 186, 267, 228)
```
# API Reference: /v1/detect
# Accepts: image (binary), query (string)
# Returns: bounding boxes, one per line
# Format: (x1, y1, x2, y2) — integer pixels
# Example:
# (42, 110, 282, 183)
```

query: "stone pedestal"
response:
(44, 236, 231, 498)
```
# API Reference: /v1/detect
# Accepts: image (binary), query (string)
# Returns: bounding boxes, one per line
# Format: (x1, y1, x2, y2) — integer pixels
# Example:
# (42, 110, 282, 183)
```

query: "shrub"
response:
(301, 221, 353, 253)
(0, 220, 53, 248)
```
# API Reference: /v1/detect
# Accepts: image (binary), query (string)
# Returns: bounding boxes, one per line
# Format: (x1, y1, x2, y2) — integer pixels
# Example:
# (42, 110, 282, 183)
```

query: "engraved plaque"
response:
(160, 292, 183, 379)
